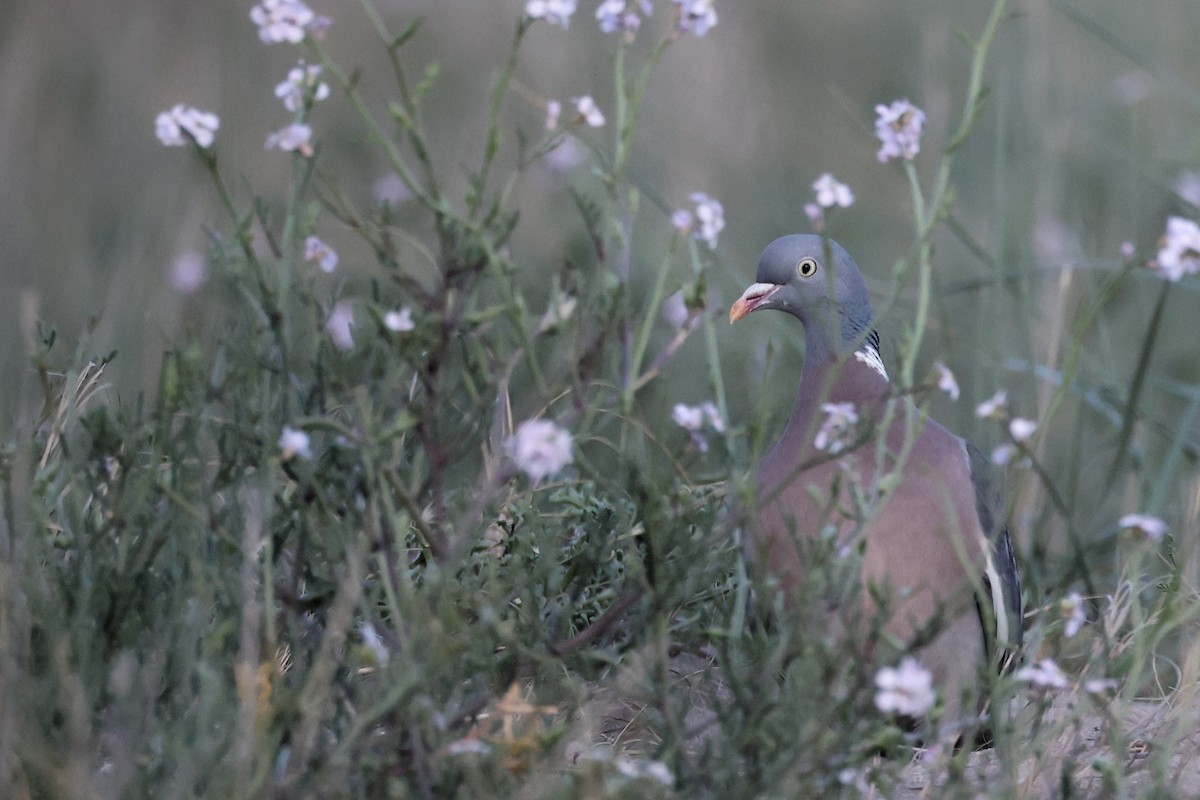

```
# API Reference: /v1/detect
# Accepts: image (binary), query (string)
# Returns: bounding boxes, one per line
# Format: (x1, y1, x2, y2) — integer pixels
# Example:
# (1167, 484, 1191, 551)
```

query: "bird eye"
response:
(796, 257, 818, 278)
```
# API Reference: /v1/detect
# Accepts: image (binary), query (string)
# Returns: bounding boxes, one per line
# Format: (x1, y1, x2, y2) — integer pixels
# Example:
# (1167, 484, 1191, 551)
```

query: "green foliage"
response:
(2, 0, 1199, 798)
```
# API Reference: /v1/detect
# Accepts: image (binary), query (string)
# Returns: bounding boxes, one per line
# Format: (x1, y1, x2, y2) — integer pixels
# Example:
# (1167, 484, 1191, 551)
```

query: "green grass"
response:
(2, 0, 1200, 797)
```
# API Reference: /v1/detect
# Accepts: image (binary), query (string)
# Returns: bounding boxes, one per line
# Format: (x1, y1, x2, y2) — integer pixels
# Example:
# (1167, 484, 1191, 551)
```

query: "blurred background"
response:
(2, 0, 1198, 583)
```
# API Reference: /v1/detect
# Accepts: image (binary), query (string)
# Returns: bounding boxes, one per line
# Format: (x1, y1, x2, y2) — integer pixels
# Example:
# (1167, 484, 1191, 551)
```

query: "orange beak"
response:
(729, 283, 780, 323)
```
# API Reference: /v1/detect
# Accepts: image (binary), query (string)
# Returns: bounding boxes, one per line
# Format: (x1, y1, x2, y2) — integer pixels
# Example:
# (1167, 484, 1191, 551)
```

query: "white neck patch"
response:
(854, 346, 889, 380)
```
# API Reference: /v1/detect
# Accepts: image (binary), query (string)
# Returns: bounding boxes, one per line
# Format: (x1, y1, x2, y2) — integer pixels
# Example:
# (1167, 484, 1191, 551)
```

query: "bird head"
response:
(729, 234, 876, 360)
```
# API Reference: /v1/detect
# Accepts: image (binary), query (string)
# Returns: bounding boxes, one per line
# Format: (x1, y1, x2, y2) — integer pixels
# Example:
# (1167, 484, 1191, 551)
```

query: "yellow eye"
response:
(797, 257, 818, 278)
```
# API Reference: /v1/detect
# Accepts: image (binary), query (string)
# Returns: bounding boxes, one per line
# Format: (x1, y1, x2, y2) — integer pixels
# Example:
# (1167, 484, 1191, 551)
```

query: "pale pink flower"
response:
(265, 123, 313, 155)
(545, 99, 562, 131)
(572, 95, 605, 128)
(803, 202, 824, 232)
(1119, 513, 1168, 541)
(525, 0, 576, 28)
(874, 99, 926, 163)
(933, 361, 959, 400)
(596, 0, 651, 36)
(384, 307, 415, 332)
(975, 390, 1008, 420)
(673, 0, 717, 37)
(155, 104, 219, 148)
(672, 403, 705, 432)
(279, 426, 313, 460)
(812, 173, 854, 209)
(1016, 658, 1071, 690)
(1061, 591, 1085, 638)
(874, 658, 935, 716)
(275, 61, 329, 112)
(814, 402, 858, 454)
(1154, 216, 1200, 281)
(372, 173, 412, 205)
(1009, 417, 1037, 443)
(687, 192, 724, 250)
(326, 299, 355, 351)
(304, 235, 338, 273)
(250, 0, 316, 44)
(507, 419, 573, 483)
(990, 444, 1018, 467)
(169, 250, 208, 294)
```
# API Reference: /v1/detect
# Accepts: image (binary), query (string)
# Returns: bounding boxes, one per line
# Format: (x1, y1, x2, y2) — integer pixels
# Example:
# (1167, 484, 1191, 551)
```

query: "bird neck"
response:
(792, 342, 890, 424)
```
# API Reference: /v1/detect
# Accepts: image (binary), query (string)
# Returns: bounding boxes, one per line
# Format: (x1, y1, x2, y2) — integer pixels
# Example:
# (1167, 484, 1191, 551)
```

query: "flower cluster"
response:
(932, 361, 959, 400)
(672, 192, 725, 250)
(874, 657, 935, 716)
(155, 104, 220, 148)
(671, 401, 724, 452)
(673, 0, 718, 37)
(507, 419, 574, 483)
(525, 0, 577, 28)
(265, 123, 313, 155)
(250, 0, 320, 44)
(304, 235, 338, 273)
(1060, 591, 1085, 638)
(275, 61, 330, 112)
(1118, 512, 1168, 541)
(874, 99, 926, 163)
(596, 0, 652, 37)
(803, 173, 854, 232)
(1154, 216, 1200, 281)
(572, 95, 606, 128)
(279, 425, 313, 460)
(975, 390, 1038, 466)
(814, 402, 859, 455)
(384, 307, 415, 332)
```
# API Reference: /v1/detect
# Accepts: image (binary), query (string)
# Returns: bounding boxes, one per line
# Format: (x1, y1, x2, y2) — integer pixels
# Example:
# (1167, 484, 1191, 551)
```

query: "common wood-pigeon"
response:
(729, 234, 1022, 733)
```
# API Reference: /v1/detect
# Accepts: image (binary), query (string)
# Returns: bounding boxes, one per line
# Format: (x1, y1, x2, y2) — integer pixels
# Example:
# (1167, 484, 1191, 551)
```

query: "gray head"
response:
(729, 234, 878, 361)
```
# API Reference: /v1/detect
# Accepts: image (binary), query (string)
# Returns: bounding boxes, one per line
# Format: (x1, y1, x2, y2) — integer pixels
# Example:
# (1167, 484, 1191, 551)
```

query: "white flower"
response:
(279, 426, 313, 460)
(538, 292, 577, 332)
(596, 0, 651, 35)
(359, 622, 390, 665)
(812, 173, 855, 209)
(975, 389, 1008, 419)
(1155, 216, 1200, 282)
(803, 202, 824, 232)
(1083, 678, 1118, 694)
(507, 419, 573, 483)
(572, 95, 605, 128)
(304, 235, 338, 272)
(1119, 513, 1168, 541)
(169, 250, 208, 294)
(689, 192, 724, 250)
(265, 122, 313, 156)
(661, 290, 689, 329)
(1120, 240, 1136, 259)
(1174, 169, 1200, 207)
(326, 299, 355, 351)
(673, 0, 718, 37)
(874, 657, 936, 716)
(544, 137, 584, 173)
(275, 61, 329, 112)
(933, 361, 959, 400)
(384, 307, 415, 332)
(250, 0, 317, 44)
(671, 209, 694, 234)
(814, 402, 858, 454)
(545, 99, 562, 130)
(614, 756, 673, 786)
(701, 401, 725, 433)
(990, 444, 1018, 466)
(1016, 658, 1071, 690)
(155, 104, 220, 148)
(525, 0, 576, 28)
(372, 173, 412, 206)
(1009, 417, 1037, 443)
(671, 403, 705, 432)
(1061, 591, 1086, 638)
(874, 99, 926, 163)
